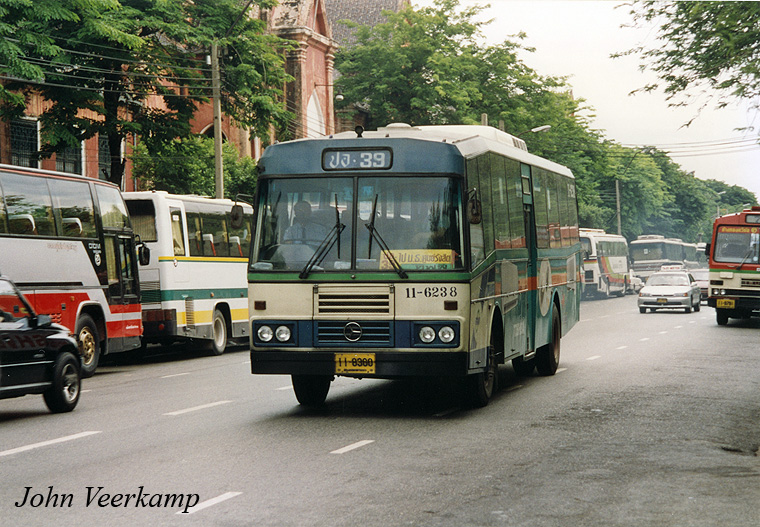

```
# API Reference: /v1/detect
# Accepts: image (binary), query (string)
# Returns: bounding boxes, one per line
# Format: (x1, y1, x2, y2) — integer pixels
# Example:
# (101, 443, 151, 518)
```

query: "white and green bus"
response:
(580, 228, 631, 297)
(237, 124, 581, 407)
(124, 192, 253, 354)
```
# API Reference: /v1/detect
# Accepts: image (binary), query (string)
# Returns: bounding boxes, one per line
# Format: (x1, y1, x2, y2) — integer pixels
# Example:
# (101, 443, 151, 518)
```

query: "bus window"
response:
(2, 173, 55, 236)
(0, 181, 6, 233)
(96, 185, 130, 229)
(48, 179, 97, 238)
(187, 212, 203, 256)
(201, 213, 227, 257)
(228, 213, 251, 258)
(170, 208, 185, 256)
(125, 199, 158, 242)
(533, 170, 549, 249)
(491, 154, 511, 249)
(506, 159, 525, 248)
(467, 158, 485, 267)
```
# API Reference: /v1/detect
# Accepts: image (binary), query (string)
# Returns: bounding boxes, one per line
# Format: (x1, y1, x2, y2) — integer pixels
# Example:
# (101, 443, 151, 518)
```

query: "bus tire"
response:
(76, 314, 100, 378)
(207, 309, 228, 356)
(43, 352, 81, 413)
(536, 307, 560, 376)
(512, 356, 535, 376)
(716, 309, 729, 326)
(467, 332, 498, 407)
(292, 375, 331, 407)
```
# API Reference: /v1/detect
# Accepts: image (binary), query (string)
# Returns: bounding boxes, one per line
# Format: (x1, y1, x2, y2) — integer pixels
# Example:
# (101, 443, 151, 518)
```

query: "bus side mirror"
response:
(138, 245, 150, 266)
(704, 243, 711, 258)
(230, 204, 245, 230)
(467, 191, 482, 225)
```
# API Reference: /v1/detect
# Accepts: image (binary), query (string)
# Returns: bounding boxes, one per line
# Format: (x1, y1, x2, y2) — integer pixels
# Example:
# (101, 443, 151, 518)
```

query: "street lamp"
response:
(516, 125, 551, 137)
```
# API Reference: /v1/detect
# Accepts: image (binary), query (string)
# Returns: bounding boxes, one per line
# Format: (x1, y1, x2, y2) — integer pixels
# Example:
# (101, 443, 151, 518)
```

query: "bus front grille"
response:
(316, 321, 392, 346)
(315, 285, 394, 316)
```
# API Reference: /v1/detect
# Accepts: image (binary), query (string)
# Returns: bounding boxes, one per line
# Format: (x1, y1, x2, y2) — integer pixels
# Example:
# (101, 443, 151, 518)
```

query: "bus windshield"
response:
(713, 227, 760, 264)
(252, 176, 464, 272)
(630, 242, 665, 261)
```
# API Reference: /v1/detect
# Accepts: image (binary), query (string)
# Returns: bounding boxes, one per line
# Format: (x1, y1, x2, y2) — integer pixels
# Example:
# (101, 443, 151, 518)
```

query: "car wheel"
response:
(76, 314, 100, 378)
(43, 352, 81, 413)
(292, 375, 332, 407)
(685, 305, 692, 313)
(536, 307, 561, 376)
(206, 309, 228, 356)
(694, 298, 701, 312)
(639, 307, 646, 314)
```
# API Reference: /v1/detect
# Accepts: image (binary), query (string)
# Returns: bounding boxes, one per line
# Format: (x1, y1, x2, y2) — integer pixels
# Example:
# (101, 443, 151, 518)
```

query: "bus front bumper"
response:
(250, 350, 469, 378)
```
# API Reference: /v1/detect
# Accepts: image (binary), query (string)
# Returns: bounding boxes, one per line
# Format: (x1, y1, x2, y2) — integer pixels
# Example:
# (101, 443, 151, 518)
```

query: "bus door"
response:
(521, 163, 537, 354)
(104, 233, 142, 351)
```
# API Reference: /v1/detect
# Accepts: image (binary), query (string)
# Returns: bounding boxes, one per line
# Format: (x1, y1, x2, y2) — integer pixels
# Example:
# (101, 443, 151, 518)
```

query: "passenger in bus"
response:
(283, 200, 328, 244)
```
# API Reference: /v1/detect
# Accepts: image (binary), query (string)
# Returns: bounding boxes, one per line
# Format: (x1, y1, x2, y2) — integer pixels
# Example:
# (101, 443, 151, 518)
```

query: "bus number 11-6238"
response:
(406, 287, 458, 298)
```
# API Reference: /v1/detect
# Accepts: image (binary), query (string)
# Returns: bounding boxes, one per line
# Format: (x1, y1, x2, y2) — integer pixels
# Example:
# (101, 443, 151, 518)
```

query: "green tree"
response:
(0, 0, 290, 187)
(131, 135, 257, 198)
(621, 1, 760, 116)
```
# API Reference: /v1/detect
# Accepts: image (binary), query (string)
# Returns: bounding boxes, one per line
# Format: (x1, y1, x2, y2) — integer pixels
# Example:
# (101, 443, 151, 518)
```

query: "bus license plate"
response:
(717, 298, 735, 309)
(335, 353, 375, 374)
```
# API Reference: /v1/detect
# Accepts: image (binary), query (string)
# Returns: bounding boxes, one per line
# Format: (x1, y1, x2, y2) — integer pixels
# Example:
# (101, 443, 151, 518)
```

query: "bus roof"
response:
(123, 190, 252, 210)
(259, 124, 574, 179)
(0, 163, 120, 188)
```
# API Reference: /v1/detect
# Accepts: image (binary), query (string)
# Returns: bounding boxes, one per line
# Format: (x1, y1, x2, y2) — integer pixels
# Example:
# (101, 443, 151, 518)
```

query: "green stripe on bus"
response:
(144, 288, 248, 302)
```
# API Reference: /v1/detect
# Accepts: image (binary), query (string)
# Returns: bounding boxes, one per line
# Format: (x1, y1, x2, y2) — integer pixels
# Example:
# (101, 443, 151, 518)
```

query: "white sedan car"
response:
(638, 271, 702, 313)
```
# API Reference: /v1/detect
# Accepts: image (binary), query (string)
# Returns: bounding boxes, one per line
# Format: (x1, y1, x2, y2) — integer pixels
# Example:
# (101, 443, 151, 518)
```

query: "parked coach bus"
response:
(233, 124, 582, 408)
(0, 164, 145, 376)
(706, 206, 760, 325)
(124, 192, 253, 354)
(579, 228, 631, 297)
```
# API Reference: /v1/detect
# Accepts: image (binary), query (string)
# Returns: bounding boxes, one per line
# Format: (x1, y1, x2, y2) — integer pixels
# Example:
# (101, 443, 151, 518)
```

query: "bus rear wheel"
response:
(76, 314, 100, 378)
(292, 375, 332, 407)
(536, 307, 560, 376)
(207, 309, 228, 356)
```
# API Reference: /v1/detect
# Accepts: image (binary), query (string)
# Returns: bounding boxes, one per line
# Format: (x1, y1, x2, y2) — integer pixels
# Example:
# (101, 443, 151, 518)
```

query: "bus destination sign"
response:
(322, 148, 392, 171)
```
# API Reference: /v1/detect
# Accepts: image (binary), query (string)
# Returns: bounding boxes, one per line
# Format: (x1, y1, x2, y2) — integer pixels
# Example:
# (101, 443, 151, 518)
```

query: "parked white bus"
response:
(579, 228, 631, 297)
(124, 192, 253, 354)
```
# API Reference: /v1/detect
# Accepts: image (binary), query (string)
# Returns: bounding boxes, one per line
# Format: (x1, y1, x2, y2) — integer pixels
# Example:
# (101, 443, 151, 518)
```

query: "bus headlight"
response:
(275, 325, 291, 342)
(419, 326, 436, 343)
(438, 326, 455, 343)
(257, 325, 274, 342)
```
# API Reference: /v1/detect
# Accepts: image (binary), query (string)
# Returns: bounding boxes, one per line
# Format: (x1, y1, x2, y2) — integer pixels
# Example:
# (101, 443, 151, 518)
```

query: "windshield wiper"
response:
(364, 194, 408, 279)
(736, 245, 757, 270)
(298, 222, 345, 279)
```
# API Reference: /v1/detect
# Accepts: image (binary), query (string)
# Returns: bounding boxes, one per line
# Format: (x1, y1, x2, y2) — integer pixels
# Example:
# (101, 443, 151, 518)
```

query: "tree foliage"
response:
(333, 0, 757, 243)
(620, 1, 760, 117)
(131, 135, 257, 198)
(0, 0, 290, 187)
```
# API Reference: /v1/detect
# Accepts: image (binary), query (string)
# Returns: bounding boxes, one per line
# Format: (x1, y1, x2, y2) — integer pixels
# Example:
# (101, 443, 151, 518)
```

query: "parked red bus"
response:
(0, 164, 145, 375)
(706, 206, 760, 325)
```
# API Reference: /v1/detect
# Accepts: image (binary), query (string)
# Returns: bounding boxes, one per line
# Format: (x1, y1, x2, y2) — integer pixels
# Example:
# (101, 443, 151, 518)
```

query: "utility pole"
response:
(211, 39, 223, 199)
(616, 179, 622, 236)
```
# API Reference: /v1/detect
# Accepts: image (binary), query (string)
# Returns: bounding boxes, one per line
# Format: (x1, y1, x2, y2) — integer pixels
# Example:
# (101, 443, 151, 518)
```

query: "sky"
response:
(412, 0, 760, 202)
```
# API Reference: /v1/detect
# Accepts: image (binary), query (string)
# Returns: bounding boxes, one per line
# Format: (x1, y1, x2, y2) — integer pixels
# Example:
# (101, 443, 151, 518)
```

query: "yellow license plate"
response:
(717, 298, 735, 309)
(657, 298, 668, 304)
(335, 353, 376, 374)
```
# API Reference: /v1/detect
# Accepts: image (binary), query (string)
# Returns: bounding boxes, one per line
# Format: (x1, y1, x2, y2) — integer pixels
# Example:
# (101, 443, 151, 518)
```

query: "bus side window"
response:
(49, 179, 97, 238)
(2, 173, 56, 236)
(187, 213, 203, 257)
(170, 208, 185, 256)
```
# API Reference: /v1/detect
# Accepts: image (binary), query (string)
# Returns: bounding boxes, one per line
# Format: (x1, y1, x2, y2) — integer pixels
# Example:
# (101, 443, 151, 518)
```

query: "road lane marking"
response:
(164, 400, 232, 416)
(0, 431, 101, 458)
(586, 355, 601, 361)
(616, 346, 628, 350)
(659, 331, 668, 334)
(178, 491, 242, 515)
(331, 440, 374, 454)
(276, 386, 292, 391)
(556, 368, 567, 373)
(639, 337, 650, 342)
(674, 325, 683, 329)
(162, 372, 190, 379)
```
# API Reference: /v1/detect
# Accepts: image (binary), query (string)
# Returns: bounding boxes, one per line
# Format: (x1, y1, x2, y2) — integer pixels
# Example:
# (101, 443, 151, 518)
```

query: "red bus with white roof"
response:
(706, 206, 760, 325)
(0, 164, 145, 375)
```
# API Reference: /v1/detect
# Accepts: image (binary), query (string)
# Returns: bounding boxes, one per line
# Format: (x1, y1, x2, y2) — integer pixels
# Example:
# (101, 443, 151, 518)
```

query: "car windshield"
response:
(0, 280, 30, 322)
(646, 273, 689, 286)
(251, 176, 464, 273)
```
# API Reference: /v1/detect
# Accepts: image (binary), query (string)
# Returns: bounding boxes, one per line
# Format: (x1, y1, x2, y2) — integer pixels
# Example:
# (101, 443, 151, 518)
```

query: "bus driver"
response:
(283, 200, 328, 244)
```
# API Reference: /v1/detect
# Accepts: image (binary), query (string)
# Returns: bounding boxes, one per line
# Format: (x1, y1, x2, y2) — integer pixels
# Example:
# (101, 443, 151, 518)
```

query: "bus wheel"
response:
(76, 314, 100, 378)
(43, 352, 81, 413)
(468, 333, 498, 407)
(207, 309, 228, 356)
(292, 375, 332, 407)
(536, 307, 560, 376)
(716, 309, 729, 326)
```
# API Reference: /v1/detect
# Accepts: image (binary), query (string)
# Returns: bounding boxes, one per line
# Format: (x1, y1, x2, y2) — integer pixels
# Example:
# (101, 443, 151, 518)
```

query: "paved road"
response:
(1, 296, 758, 526)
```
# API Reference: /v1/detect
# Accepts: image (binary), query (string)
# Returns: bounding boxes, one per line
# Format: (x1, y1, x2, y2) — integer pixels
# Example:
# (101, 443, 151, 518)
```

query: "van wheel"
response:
(207, 309, 227, 355)
(536, 307, 560, 376)
(292, 375, 332, 407)
(43, 352, 81, 413)
(76, 315, 100, 378)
